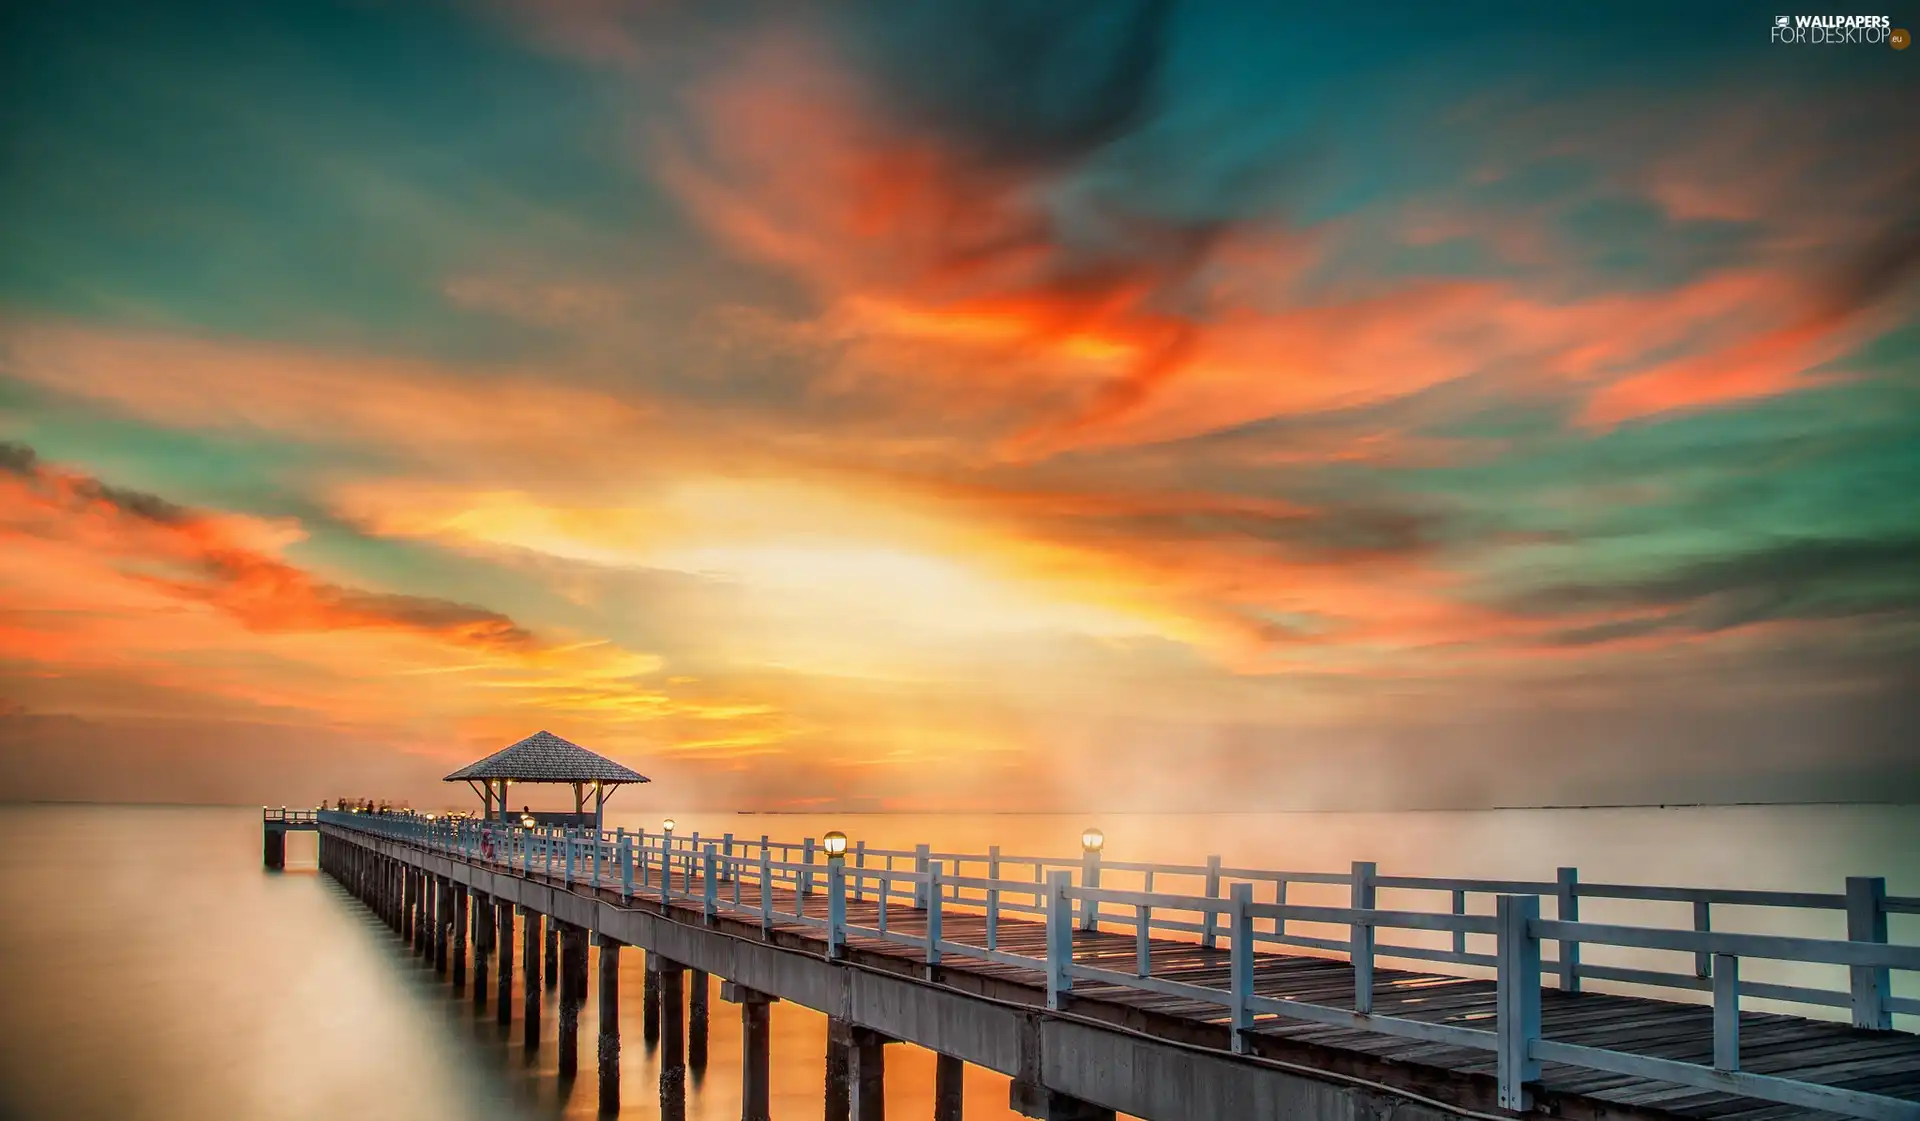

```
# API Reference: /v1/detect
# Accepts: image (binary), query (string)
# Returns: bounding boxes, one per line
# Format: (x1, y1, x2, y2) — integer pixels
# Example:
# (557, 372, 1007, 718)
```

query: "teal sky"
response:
(1, 1, 1916, 811)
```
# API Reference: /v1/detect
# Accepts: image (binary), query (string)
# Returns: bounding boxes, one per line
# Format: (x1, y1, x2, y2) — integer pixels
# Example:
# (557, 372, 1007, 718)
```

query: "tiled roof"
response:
(443, 730, 650, 784)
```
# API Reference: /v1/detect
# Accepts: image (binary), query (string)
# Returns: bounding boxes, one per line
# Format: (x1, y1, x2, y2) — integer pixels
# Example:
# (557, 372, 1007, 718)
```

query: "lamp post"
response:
(1080, 827, 1104, 931)
(662, 819, 676, 895)
(824, 831, 849, 957)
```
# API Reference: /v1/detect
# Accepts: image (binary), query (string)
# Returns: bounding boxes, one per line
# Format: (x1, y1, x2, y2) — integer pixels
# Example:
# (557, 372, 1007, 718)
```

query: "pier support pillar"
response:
(403, 868, 416, 945)
(451, 885, 468, 989)
(1009, 1084, 1115, 1121)
(472, 890, 491, 1011)
(825, 1018, 852, 1121)
(263, 826, 285, 870)
(434, 878, 451, 975)
(722, 982, 777, 1121)
(934, 1054, 964, 1121)
(496, 900, 514, 1026)
(643, 952, 661, 1049)
(721, 982, 771, 1121)
(415, 871, 430, 956)
(522, 908, 543, 1047)
(658, 958, 687, 1099)
(688, 968, 709, 1071)
(849, 1026, 887, 1121)
(557, 923, 589, 1073)
(546, 922, 559, 988)
(597, 936, 622, 1114)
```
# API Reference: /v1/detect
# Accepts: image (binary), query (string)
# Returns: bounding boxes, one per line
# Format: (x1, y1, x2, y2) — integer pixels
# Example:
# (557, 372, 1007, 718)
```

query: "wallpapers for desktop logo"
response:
(1770, 13, 1905, 45)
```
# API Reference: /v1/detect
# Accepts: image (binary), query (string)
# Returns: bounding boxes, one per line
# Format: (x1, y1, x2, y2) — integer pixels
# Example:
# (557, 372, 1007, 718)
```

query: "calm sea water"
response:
(0, 803, 1913, 1121)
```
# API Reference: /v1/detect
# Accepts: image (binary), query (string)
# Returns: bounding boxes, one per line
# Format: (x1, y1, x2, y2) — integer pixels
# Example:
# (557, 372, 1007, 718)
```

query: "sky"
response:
(1, 1, 1917, 812)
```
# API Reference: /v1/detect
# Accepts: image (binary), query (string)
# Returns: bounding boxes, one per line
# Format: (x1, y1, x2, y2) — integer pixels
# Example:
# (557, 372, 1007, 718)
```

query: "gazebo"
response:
(444, 730, 649, 831)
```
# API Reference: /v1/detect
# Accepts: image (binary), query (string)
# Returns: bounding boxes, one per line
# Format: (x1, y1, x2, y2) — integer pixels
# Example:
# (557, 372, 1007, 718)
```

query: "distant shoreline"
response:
(4, 798, 1914, 814)
(732, 800, 1918, 815)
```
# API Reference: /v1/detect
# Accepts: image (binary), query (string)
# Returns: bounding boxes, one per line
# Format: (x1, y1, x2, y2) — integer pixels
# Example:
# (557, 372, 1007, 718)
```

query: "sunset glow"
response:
(2, 2, 1915, 811)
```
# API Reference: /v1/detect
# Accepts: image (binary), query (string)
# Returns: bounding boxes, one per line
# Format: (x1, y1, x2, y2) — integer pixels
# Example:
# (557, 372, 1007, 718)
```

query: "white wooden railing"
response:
(318, 810, 1919, 1120)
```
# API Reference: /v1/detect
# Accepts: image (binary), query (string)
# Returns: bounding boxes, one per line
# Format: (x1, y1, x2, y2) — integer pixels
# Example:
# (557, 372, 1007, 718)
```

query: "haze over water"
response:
(0, 802, 1913, 1121)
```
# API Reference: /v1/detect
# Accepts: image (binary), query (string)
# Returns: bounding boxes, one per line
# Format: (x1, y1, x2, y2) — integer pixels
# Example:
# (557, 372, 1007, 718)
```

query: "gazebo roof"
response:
(443, 730, 650, 785)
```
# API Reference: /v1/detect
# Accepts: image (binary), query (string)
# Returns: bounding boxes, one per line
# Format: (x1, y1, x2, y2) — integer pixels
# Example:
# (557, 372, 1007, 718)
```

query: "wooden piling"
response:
(688, 968, 708, 1071)
(472, 890, 491, 1012)
(496, 901, 514, 1026)
(558, 923, 588, 1073)
(849, 1027, 886, 1121)
(433, 878, 450, 974)
(403, 868, 416, 945)
(545, 923, 559, 988)
(523, 908, 542, 1048)
(739, 992, 772, 1121)
(659, 958, 686, 1097)
(597, 937, 621, 1114)
(643, 952, 660, 1049)
(451, 885, 467, 988)
(934, 1053, 963, 1121)
(825, 1017, 852, 1121)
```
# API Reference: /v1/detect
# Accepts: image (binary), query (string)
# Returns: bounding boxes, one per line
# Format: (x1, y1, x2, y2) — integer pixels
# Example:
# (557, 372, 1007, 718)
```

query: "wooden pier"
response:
(298, 809, 1920, 1121)
(260, 806, 318, 869)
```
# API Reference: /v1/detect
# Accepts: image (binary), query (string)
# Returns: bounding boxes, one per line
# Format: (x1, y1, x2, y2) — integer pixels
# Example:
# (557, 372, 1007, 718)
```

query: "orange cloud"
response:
(0, 318, 657, 478)
(0, 442, 539, 654)
(656, 40, 1915, 446)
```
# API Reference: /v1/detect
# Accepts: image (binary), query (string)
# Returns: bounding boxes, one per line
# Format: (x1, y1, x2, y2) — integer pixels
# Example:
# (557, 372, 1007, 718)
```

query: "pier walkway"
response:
(306, 810, 1920, 1121)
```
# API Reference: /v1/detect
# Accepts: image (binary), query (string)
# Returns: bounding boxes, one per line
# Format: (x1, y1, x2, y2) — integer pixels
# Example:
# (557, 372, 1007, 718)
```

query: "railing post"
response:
(853, 841, 867, 902)
(722, 833, 734, 881)
(1046, 871, 1072, 1009)
(1201, 855, 1222, 949)
(593, 828, 603, 886)
(913, 844, 931, 909)
(1496, 894, 1542, 1112)
(660, 833, 671, 905)
(1079, 844, 1101, 931)
(703, 844, 718, 921)
(1351, 860, 1376, 1015)
(1557, 867, 1580, 991)
(1713, 952, 1741, 1071)
(1693, 900, 1712, 979)
(620, 834, 633, 901)
(827, 857, 847, 959)
(759, 846, 774, 934)
(565, 828, 575, 884)
(1230, 882, 1253, 1054)
(926, 861, 944, 966)
(986, 845, 1001, 953)
(1846, 876, 1891, 1030)
(801, 837, 815, 897)
(1451, 888, 1467, 956)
